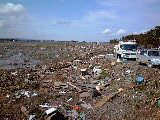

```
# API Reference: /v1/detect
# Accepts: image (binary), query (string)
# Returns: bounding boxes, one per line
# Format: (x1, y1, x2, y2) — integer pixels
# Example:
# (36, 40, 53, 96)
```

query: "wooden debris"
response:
(67, 82, 81, 91)
(94, 88, 123, 108)
(21, 106, 29, 117)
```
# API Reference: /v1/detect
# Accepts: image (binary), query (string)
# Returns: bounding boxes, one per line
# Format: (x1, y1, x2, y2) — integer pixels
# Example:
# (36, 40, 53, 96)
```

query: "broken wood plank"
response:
(67, 82, 81, 91)
(21, 106, 29, 117)
(94, 88, 123, 109)
(96, 108, 108, 120)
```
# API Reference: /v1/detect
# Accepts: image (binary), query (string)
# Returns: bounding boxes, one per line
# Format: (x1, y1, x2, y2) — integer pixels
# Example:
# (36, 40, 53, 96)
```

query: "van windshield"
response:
(120, 44, 137, 51)
(148, 51, 160, 56)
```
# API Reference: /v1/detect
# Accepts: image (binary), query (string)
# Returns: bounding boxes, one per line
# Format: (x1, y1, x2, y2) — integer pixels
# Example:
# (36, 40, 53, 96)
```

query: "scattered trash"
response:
(94, 88, 123, 108)
(91, 88, 101, 98)
(98, 54, 105, 59)
(21, 106, 29, 117)
(135, 75, 144, 85)
(79, 92, 90, 98)
(157, 99, 160, 107)
(117, 57, 121, 63)
(93, 66, 102, 78)
(67, 82, 81, 91)
(59, 91, 66, 95)
(67, 110, 79, 119)
(96, 85, 103, 92)
(81, 103, 93, 109)
(45, 108, 57, 115)
(126, 70, 131, 74)
(39, 103, 53, 108)
(73, 60, 81, 66)
(81, 68, 88, 76)
(29, 115, 36, 120)
(122, 59, 128, 64)
(72, 106, 81, 111)
(14, 90, 38, 98)
(111, 62, 116, 65)
(54, 81, 68, 89)
(1, 40, 160, 120)
(67, 98, 73, 102)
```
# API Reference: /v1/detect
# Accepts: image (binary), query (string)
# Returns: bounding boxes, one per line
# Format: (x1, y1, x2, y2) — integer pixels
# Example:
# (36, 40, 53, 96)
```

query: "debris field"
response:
(0, 41, 160, 120)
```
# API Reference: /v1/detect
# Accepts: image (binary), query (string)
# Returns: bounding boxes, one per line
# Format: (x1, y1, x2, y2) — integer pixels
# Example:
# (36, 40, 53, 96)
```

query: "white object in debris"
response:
(118, 88, 123, 92)
(117, 78, 121, 81)
(98, 55, 105, 58)
(6, 94, 10, 98)
(117, 57, 121, 63)
(67, 98, 73, 102)
(11, 71, 18, 76)
(59, 91, 66, 94)
(39, 103, 52, 108)
(29, 115, 36, 120)
(93, 67, 102, 77)
(107, 54, 113, 56)
(73, 60, 81, 66)
(111, 62, 116, 65)
(31, 93, 38, 97)
(81, 69, 87, 72)
(81, 103, 93, 109)
(21, 91, 30, 97)
(96, 85, 103, 91)
(93, 68, 102, 73)
(45, 108, 57, 115)
(93, 66, 101, 70)
(81, 76, 86, 80)
(126, 70, 131, 74)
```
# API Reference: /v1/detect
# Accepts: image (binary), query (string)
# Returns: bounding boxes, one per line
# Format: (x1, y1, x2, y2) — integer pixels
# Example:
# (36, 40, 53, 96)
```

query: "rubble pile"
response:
(0, 41, 160, 120)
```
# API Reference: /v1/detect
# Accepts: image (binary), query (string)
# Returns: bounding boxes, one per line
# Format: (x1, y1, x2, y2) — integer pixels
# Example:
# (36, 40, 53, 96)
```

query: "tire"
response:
(136, 58, 141, 65)
(117, 54, 121, 59)
(147, 63, 153, 68)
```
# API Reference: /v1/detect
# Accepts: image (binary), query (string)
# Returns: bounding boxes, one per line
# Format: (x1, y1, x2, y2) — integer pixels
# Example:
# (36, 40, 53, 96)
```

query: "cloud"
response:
(0, 20, 9, 28)
(110, 29, 127, 36)
(116, 29, 127, 35)
(0, 3, 26, 16)
(52, 20, 71, 26)
(102, 28, 111, 34)
(83, 10, 116, 22)
(0, 3, 28, 38)
(0, 3, 26, 22)
(133, 29, 148, 34)
(69, 10, 117, 29)
(140, 29, 148, 33)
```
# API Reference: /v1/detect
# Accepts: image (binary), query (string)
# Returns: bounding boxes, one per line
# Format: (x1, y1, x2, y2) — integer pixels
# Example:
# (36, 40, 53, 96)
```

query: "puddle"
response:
(0, 51, 40, 69)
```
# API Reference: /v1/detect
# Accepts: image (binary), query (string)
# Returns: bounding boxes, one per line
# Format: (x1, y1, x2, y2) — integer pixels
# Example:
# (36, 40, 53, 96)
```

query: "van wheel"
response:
(117, 54, 121, 59)
(136, 59, 141, 65)
(147, 63, 153, 68)
(138, 61, 141, 65)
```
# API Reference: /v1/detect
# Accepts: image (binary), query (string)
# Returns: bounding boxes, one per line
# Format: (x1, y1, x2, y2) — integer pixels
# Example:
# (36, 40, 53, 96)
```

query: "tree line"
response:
(110, 26, 160, 48)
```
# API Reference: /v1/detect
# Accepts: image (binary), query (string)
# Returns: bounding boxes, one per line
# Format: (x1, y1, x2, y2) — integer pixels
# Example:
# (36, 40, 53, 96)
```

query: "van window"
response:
(120, 44, 137, 51)
(140, 51, 147, 55)
(148, 51, 160, 56)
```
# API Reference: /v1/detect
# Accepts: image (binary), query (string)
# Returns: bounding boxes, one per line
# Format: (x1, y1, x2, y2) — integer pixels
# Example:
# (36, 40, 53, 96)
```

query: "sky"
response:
(0, 0, 160, 42)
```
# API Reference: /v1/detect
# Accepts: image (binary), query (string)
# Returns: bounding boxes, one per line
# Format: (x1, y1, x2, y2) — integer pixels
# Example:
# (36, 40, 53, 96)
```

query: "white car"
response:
(136, 49, 160, 67)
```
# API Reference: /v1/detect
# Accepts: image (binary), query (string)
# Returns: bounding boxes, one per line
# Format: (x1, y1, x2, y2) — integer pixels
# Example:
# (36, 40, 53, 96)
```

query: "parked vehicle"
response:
(114, 40, 137, 59)
(136, 49, 160, 67)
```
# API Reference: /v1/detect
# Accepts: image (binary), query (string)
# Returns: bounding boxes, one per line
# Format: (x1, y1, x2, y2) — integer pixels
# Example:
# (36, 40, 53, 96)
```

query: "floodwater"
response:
(0, 51, 40, 69)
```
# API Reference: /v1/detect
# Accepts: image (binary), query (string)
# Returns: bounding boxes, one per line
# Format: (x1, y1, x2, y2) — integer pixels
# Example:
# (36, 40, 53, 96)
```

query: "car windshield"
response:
(148, 51, 160, 56)
(120, 44, 137, 51)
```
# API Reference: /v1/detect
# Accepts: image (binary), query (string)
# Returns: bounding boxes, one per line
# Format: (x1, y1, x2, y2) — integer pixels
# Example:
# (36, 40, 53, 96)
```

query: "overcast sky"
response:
(0, 0, 160, 41)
